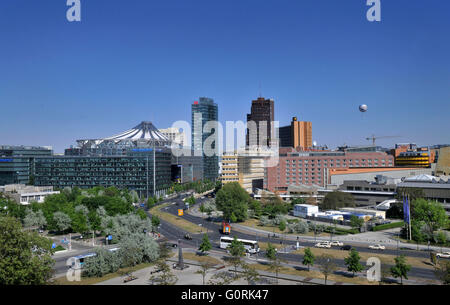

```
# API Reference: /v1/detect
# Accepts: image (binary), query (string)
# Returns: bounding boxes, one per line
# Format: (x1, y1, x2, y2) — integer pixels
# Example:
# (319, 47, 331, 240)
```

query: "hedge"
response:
(371, 221, 404, 232)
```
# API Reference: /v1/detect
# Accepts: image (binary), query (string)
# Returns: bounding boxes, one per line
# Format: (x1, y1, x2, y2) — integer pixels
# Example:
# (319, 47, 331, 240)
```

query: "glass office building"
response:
(192, 97, 219, 181)
(34, 148, 172, 198)
(0, 146, 53, 185)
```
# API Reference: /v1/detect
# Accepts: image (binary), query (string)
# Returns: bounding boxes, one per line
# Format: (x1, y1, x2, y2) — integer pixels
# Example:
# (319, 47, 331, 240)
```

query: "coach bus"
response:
(219, 236, 260, 254)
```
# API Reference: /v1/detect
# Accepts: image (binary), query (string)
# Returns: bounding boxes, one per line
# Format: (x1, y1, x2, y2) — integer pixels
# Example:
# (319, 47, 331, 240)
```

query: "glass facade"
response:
(34, 149, 172, 199)
(191, 97, 219, 181)
(0, 146, 53, 185)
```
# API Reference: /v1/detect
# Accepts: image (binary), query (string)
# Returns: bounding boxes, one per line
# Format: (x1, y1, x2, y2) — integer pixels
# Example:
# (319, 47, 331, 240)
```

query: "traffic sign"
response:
(108, 235, 112, 240)
(178, 209, 183, 216)
(52, 243, 56, 249)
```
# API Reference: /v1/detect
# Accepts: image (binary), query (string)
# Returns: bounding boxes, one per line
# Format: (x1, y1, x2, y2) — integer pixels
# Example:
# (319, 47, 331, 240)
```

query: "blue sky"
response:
(0, 0, 449, 153)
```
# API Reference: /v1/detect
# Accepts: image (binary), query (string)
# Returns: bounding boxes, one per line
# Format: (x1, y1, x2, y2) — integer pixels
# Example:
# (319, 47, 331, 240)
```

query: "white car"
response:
(330, 241, 343, 247)
(315, 242, 331, 248)
(436, 252, 450, 258)
(369, 244, 386, 250)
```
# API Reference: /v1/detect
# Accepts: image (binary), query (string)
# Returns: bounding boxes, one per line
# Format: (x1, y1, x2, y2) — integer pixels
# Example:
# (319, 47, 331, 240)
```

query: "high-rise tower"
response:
(246, 97, 275, 148)
(191, 97, 219, 181)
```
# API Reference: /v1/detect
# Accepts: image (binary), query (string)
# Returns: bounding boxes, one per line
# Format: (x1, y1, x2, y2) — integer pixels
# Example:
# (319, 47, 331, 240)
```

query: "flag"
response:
(403, 196, 410, 224)
(402, 196, 407, 223)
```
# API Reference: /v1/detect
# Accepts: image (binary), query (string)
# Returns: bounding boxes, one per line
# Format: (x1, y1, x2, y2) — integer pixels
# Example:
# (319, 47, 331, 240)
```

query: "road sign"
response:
(52, 243, 56, 249)
(178, 209, 183, 216)
(108, 235, 112, 240)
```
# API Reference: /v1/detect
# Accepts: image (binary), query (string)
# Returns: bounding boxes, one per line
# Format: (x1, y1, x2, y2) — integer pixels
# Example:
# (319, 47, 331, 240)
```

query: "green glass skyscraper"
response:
(191, 97, 219, 181)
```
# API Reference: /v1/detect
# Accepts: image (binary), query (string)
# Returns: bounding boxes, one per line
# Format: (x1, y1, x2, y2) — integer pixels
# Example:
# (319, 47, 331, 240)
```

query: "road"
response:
(148, 193, 440, 282)
(50, 192, 441, 282)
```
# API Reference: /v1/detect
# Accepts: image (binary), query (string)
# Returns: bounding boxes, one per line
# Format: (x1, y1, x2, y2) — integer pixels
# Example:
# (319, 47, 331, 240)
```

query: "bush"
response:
(287, 221, 309, 234)
(371, 221, 404, 232)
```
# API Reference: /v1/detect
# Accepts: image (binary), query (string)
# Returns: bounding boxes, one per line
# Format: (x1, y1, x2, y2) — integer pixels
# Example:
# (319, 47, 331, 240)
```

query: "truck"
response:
(222, 221, 231, 235)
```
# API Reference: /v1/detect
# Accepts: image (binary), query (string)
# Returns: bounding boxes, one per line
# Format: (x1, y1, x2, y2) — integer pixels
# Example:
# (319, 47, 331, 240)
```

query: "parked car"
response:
(436, 252, 450, 258)
(184, 234, 192, 240)
(330, 241, 343, 247)
(315, 242, 331, 248)
(369, 244, 386, 250)
(341, 245, 353, 251)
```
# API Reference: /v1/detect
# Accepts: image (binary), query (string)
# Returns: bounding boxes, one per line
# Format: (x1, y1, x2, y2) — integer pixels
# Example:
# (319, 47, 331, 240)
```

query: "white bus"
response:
(219, 237, 260, 254)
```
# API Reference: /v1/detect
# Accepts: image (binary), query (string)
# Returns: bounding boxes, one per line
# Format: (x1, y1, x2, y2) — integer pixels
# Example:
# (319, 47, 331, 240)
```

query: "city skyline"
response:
(1, 1, 449, 153)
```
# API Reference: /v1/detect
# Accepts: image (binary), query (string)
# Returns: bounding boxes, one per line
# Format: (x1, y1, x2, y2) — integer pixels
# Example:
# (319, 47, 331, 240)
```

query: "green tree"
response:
(317, 254, 337, 285)
(390, 255, 411, 285)
(240, 262, 260, 285)
(23, 209, 47, 230)
(413, 199, 448, 239)
(149, 260, 177, 285)
(302, 247, 315, 271)
(198, 234, 212, 255)
(350, 215, 364, 231)
(52, 211, 72, 233)
(227, 236, 246, 274)
(344, 249, 363, 277)
(320, 191, 355, 210)
(434, 260, 450, 285)
(0, 216, 55, 284)
(215, 182, 250, 222)
(151, 215, 160, 229)
(265, 243, 277, 260)
(195, 262, 214, 285)
(278, 220, 286, 232)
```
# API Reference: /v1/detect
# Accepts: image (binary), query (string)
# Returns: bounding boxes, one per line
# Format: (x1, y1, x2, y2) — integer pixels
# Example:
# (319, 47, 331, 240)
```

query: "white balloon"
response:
(359, 104, 368, 112)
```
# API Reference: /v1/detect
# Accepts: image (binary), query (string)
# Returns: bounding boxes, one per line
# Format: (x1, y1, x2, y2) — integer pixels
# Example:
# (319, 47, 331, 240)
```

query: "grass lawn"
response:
(291, 247, 435, 270)
(150, 203, 203, 234)
(258, 242, 285, 251)
(250, 262, 379, 285)
(52, 262, 156, 285)
(180, 252, 224, 266)
(237, 218, 330, 237)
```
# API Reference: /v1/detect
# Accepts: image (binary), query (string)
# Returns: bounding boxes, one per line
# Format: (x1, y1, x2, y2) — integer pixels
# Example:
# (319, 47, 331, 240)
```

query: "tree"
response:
(278, 220, 286, 233)
(23, 209, 47, 230)
(302, 247, 315, 271)
(208, 271, 234, 285)
(413, 199, 448, 240)
(249, 200, 263, 218)
(83, 247, 121, 277)
(198, 234, 212, 255)
(150, 260, 177, 285)
(215, 182, 250, 222)
(265, 243, 284, 284)
(390, 255, 411, 285)
(320, 191, 355, 210)
(350, 215, 364, 231)
(266, 257, 284, 285)
(195, 262, 214, 285)
(344, 249, 363, 277)
(240, 262, 260, 285)
(151, 215, 160, 229)
(53, 211, 72, 233)
(227, 236, 246, 274)
(317, 254, 337, 285)
(434, 260, 450, 285)
(0, 216, 55, 284)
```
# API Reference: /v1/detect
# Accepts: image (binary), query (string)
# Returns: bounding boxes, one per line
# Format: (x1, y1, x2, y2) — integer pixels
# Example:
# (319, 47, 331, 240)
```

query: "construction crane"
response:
(366, 135, 402, 146)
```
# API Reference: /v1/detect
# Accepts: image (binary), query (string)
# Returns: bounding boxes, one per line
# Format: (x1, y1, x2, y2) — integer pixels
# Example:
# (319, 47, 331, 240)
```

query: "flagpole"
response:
(408, 194, 412, 241)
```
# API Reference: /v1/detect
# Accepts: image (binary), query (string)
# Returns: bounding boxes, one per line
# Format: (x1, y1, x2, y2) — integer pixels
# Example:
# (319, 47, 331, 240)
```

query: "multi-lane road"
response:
(51, 192, 441, 282)
(148, 193, 440, 281)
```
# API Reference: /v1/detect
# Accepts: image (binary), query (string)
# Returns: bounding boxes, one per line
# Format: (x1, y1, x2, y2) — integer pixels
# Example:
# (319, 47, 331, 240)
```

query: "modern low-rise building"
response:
(397, 174, 450, 215)
(0, 184, 60, 205)
(293, 204, 319, 218)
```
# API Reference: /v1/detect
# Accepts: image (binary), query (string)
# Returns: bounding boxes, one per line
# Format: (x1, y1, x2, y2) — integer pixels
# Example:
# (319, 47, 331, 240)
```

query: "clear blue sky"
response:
(1, 0, 449, 153)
